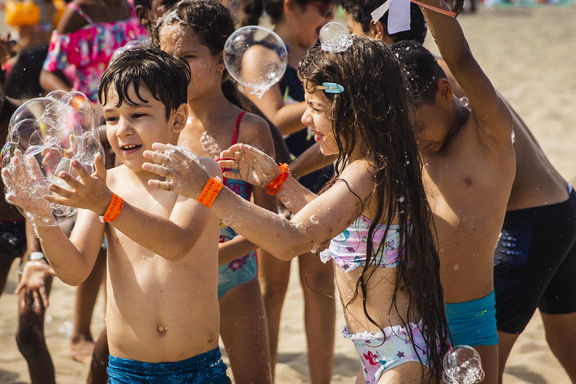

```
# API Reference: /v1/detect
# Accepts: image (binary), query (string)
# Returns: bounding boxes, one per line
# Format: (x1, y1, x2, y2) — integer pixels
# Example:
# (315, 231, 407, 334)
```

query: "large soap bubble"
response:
(443, 345, 485, 384)
(223, 25, 287, 99)
(1, 91, 104, 221)
(319, 22, 353, 53)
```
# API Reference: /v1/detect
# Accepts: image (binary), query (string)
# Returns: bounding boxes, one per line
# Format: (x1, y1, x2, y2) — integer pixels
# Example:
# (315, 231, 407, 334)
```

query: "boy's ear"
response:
(437, 78, 453, 105)
(171, 104, 188, 134)
(370, 21, 394, 44)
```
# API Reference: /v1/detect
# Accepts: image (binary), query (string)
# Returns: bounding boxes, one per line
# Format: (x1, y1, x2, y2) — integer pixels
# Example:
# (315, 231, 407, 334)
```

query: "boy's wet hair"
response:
(340, 0, 427, 44)
(390, 40, 446, 106)
(98, 47, 190, 119)
(264, 0, 332, 24)
(298, 35, 449, 383)
(152, 0, 235, 55)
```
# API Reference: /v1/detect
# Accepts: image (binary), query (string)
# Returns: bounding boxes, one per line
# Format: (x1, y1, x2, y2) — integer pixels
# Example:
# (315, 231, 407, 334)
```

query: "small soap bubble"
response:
(459, 96, 470, 108)
(443, 345, 485, 384)
(224, 26, 287, 98)
(310, 215, 319, 224)
(58, 321, 73, 339)
(319, 22, 353, 53)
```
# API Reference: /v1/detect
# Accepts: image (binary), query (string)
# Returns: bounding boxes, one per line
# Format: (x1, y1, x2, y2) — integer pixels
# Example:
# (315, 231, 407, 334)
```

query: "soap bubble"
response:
(2, 92, 104, 220)
(443, 345, 485, 384)
(110, 40, 147, 64)
(319, 22, 353, 53)
(224, 25, 287, 98)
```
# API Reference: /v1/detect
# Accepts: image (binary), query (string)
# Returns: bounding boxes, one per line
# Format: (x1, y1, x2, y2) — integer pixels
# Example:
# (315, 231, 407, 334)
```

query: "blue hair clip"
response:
(319, 82, 344, 94)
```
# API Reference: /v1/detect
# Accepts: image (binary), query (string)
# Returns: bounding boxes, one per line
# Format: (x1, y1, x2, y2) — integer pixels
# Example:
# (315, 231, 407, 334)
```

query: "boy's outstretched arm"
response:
(48, 154, 219, 262)
(420, 4, 514, 142)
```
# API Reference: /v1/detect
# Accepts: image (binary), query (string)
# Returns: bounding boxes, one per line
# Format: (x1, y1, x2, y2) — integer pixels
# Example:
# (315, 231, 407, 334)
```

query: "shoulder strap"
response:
(67, 2, 95, 25)
(231, 111, 247, 145)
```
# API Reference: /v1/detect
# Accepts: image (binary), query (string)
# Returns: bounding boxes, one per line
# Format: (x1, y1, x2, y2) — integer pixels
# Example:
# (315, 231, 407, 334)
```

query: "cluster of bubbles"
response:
(443, 345, 485, 384)
(319, 22, 353, 53)
(1, 90, 104, 220)
(223, 25, 287, 99)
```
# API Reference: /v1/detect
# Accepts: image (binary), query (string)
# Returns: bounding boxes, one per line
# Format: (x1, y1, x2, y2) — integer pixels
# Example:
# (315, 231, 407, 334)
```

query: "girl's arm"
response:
(289, 142, 337, 179)
(144, 148, 375, 260)
(39, 69, 72, 94)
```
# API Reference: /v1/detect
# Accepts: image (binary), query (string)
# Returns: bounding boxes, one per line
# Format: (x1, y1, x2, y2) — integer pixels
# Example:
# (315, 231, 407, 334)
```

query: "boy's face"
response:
(413, 102, 452, 154)
(102, 84, 182, 172)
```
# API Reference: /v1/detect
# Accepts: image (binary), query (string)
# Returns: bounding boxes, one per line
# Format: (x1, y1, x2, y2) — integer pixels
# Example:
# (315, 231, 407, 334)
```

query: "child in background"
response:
(240, 0, 337, 380)
(143, 35, 450, 384)
(3, 47, 230, 383)
(152, 1, 274, 381)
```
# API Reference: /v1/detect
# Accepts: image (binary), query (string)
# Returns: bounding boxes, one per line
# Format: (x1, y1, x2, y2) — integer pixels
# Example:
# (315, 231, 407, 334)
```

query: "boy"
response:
(390, 4, 517, 382)
(3, 47, 230, 383)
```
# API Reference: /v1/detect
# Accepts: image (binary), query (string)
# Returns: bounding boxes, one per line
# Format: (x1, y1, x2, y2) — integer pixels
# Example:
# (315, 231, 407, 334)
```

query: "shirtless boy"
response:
(3, 47, 230, 383)
(391, 6, 516, 383)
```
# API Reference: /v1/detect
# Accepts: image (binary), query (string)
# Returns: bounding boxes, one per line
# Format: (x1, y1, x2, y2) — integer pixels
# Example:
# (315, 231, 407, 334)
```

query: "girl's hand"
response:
(46, 153, 112, 214)
(217, 143, 281, 188)
(2, 150, 54, 220)
(142, 143, 212, 199)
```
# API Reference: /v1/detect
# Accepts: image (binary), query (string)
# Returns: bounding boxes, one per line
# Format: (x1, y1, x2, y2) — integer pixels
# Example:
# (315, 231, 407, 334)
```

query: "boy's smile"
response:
(103, 84, 182, 173)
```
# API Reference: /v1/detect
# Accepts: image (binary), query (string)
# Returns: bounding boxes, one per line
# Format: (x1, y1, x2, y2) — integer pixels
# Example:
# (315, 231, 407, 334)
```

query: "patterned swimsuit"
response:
(42, 0, 147, 102)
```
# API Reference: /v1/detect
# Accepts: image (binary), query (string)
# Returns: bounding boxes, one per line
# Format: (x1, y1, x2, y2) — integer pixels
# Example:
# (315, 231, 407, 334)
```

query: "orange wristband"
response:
(266, 163, 290, 196)
(197, 177, 223, 208)
(100, 193, 124, 223)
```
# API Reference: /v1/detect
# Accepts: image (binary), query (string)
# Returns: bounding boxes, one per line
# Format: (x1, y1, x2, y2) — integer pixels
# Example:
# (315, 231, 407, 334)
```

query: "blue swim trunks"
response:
(107, 347, 230, 384)
(445, 291, 498, 347)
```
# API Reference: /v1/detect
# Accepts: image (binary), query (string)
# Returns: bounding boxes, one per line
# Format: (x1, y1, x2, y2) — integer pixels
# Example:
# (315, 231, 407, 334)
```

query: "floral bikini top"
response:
(42, 1, 147, 102)
(320, 215, 402, 272)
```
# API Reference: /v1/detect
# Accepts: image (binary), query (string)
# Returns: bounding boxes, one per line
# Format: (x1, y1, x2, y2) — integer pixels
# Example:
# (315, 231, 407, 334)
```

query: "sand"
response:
(1, 4, 575, 383)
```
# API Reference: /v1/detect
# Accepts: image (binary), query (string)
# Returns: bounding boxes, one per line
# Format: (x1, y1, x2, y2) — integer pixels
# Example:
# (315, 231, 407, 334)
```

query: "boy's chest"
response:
(421, 146, 514, 229)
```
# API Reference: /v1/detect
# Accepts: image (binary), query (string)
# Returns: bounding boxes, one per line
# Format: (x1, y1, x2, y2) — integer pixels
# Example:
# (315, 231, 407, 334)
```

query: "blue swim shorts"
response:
(445, 291, 498, 347)
(107, 347, 230, 384)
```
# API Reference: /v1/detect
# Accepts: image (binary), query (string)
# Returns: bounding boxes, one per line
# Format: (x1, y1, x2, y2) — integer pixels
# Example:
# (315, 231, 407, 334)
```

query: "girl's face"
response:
(159, 24, 224, 102)
(301, 87, 339, 156)
(291, 1, 334, 48)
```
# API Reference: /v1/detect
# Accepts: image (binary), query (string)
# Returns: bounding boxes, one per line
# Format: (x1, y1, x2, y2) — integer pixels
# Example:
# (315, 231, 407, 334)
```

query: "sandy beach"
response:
(1, 4, 576, 383)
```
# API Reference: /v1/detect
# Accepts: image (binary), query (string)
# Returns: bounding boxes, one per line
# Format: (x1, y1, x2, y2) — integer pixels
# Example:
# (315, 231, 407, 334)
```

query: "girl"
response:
(143, 36, 451, 384)
(152, 1, 274, 382)
(242, 0, 337, 379)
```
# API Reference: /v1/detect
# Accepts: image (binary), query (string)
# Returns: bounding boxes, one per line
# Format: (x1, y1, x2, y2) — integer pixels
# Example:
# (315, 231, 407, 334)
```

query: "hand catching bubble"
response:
(443, 345, 485, 384)
(1, 91, 104, 222)
(217, 143, 281, 188)
(224, 25, 287, 99)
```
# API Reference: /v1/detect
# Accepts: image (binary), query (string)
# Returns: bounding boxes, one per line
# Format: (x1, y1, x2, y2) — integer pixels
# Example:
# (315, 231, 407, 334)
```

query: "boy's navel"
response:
(157, 324, 168, 336)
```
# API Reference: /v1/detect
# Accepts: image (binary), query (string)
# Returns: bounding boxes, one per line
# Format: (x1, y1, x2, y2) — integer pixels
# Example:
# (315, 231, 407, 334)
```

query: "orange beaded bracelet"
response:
(197, 177, 223, 208)
(266, 163, 290, 196)
(100, 193, 125, 223)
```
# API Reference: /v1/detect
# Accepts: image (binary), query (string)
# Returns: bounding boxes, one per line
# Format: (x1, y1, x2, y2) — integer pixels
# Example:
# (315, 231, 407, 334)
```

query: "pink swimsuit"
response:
(42, 1, 147, 102)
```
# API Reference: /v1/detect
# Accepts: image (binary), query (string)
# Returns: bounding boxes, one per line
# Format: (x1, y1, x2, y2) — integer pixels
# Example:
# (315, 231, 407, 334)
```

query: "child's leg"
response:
(87, 328, 109, 384)
(70, 246, 106, 363)
(258, 253, 291, 373)
(496, 330, 519, 381)
(16, 272, 55, 384)
(541, 312, 576, 381)
(473, 345, 499, 384)
(298, 252, 335, 384)
(220, 278, 272, 383)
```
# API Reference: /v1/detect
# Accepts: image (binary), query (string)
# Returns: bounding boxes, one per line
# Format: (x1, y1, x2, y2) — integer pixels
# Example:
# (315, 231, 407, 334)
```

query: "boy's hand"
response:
(143, 143, 212, 199)
(217, 143, 280, 188)
(15, 261, 55, 313)
(47, 153, 112, 214)
(2, 150, 54, 220)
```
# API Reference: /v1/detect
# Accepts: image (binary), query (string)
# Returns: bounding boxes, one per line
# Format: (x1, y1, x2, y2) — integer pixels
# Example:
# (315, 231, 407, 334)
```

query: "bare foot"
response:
(69, 336, 95, 364)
